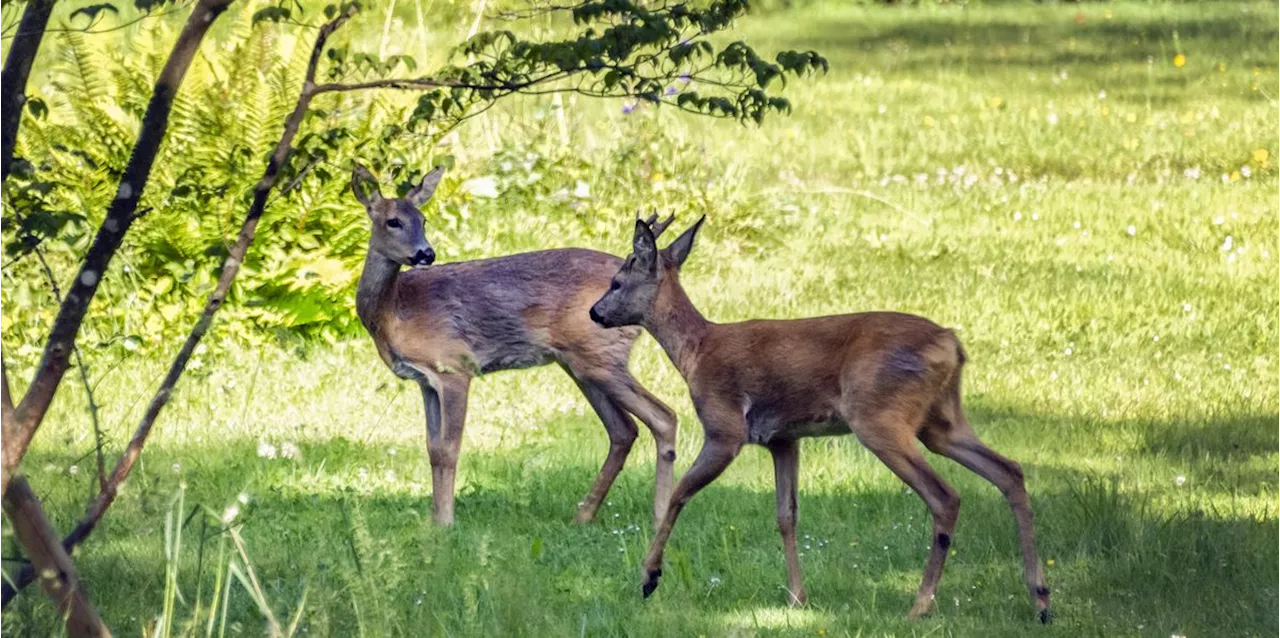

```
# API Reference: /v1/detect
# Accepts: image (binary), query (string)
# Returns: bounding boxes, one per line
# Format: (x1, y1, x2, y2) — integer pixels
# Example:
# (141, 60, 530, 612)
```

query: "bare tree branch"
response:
(2, 3, 359, 604)
(0, 0, 238, 625)
(2, 364, 12, 432)
(3, 0, 237, 498)
(0, 0, 54, 181)
(3, 478, 109, 636)
(29, 247, 108, 491)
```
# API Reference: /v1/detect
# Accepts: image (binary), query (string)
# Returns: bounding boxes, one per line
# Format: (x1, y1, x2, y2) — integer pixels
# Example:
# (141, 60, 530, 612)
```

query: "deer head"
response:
(589, 214, 704, 328)
(352, 163, 444, 268)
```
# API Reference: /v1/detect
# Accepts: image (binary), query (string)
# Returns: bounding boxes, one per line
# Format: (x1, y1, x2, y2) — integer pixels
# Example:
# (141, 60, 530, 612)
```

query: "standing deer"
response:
(588, 216, 1051, 622)
(351, 164, 678, 527)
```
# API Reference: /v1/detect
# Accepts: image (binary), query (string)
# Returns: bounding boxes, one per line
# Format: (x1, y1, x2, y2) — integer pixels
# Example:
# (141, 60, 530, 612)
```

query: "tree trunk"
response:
(3, 478, 109, 636)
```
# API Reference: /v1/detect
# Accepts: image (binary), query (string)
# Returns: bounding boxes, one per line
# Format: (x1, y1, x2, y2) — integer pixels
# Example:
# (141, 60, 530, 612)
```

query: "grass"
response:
(4, 0, 1278, 636)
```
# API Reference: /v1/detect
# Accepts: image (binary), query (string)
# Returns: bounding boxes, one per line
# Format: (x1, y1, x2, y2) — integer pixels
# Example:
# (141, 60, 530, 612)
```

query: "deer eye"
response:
(609, 280, 621, 291)
(386, 218, 403, 229)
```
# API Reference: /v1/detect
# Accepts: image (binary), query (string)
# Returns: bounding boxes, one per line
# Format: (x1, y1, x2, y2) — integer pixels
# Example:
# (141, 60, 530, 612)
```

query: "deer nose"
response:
(411, 248, 435, 266)
(589, 307, 604, 325)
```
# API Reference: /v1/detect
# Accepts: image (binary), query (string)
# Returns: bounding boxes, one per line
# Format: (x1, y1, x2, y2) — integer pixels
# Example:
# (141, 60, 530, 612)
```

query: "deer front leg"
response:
(421, 376, 470, 526)
(640, 429, 743, 598)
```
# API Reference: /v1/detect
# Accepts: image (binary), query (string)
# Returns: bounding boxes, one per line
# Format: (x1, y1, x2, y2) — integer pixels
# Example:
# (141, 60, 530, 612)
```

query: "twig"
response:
(29, 249, 109, 492)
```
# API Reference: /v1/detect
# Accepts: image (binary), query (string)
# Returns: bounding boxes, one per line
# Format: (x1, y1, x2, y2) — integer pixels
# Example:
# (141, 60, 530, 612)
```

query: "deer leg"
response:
(591, 376, 678, 529)
(421, 376, 470, 526)
(921, 424, 1051, 623)
(640, 432, 742, 598)
(855, 428, 959, 619)
(564, 372, 638, 524)
(769, 438, 807, 607)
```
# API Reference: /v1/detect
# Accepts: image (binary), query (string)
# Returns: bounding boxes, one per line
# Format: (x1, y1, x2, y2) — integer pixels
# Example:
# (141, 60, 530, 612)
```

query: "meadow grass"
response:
(3, 1, 1278, 636)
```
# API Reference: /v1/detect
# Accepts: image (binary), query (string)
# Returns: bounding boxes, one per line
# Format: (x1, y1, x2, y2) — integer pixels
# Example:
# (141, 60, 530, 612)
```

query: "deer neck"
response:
(644, 271, 712, 378)
(356, 245, 401, 335)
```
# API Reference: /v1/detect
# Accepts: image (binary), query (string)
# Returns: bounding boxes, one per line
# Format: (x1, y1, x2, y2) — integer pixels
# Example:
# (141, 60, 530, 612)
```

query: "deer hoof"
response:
(906, 600, 934, 620)
(1039, 608, 1053, 625)
(641, 568, 663, 598)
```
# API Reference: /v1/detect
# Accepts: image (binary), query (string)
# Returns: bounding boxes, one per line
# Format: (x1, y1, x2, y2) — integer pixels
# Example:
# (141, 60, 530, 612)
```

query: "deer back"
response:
(381, 248, 633, 376)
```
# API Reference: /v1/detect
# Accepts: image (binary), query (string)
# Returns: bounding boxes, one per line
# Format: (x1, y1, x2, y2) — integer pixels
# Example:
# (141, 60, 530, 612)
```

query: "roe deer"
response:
(588, 217, 1051, 622)
(351, 164, 678, 526)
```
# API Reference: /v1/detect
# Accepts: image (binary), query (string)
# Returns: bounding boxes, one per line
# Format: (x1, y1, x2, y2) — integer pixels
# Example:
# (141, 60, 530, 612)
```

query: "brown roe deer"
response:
(589, 216, 1051, 622)
(351, 164, 678, 527)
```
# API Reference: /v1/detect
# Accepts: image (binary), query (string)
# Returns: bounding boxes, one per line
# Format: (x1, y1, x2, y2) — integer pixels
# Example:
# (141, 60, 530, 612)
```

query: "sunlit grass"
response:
(3, 0, 1277, 636)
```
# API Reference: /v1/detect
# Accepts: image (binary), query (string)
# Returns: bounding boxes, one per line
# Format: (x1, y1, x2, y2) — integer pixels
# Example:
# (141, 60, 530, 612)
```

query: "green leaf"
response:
(25, 97, 48, 120)
(252, 6, 291, 25)
(69, 3, 119, 23)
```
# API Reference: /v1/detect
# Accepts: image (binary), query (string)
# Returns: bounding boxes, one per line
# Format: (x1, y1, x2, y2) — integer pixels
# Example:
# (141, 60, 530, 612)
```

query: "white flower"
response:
(1241, 165, 1252, 178)
(280, 442, 301, 460)
(1013, 211, 1023, 221)
(69, 465, 79, 476)
(1221, 236, 1234, 251)
(1098, 90, 1107, 99)
(461, 176, 499, 198)
(257, 441, 278, 459)
(1183, 167, 1201, 179)
(877, 104, 887, 114)
(1063, 348, 1073, 355)
(1175, 476, 1186, 486)
(171, 463, 182, 473)
(709, 576, 722, 586)
(1046, 112, 1059, 126)
(1127, 225, 1137, 236)
(222, 505, 240, 523)
(573, 180, 591, 199)
(1212, 215, 1225, 225)
(237, 492, 250, 505)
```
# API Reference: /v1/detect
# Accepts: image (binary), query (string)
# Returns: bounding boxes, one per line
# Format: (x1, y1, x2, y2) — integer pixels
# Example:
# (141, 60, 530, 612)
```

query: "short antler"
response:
(638, 209, 676, 239)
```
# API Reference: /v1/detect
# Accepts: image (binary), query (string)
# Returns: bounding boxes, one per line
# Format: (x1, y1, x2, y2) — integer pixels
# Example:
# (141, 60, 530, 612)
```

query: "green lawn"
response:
(4, 1, 1278, 636)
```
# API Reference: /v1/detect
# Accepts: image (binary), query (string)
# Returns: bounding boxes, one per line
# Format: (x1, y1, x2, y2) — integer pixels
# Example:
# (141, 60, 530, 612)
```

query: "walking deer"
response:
(351, 164, 678, 527)
(589, 216, 1051, 622)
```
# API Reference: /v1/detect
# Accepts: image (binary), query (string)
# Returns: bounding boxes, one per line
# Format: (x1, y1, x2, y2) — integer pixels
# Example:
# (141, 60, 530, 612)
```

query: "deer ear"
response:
(663, 215, 705, 269)
(633, 218, 658, 272)
(351, 164, 383, 208)
(406, 166, 445, 207)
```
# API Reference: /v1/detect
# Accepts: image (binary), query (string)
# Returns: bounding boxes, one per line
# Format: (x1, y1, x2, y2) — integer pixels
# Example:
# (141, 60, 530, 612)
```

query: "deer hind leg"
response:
(850, 412, 960, 620)
(585, 372, 679, 528)
(919, 402, 1051, 623)
(562, 368, 639, 524)
(769, 438, 807, 607)
(421, 375, 470, 526)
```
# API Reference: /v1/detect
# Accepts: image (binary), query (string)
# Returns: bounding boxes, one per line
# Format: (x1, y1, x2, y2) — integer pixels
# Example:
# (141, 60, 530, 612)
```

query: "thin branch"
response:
(1, 0, 54, 181)
(1, 1, 196, 41)
(30, 248, 108, 491)
(2, 363, 12, 437)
